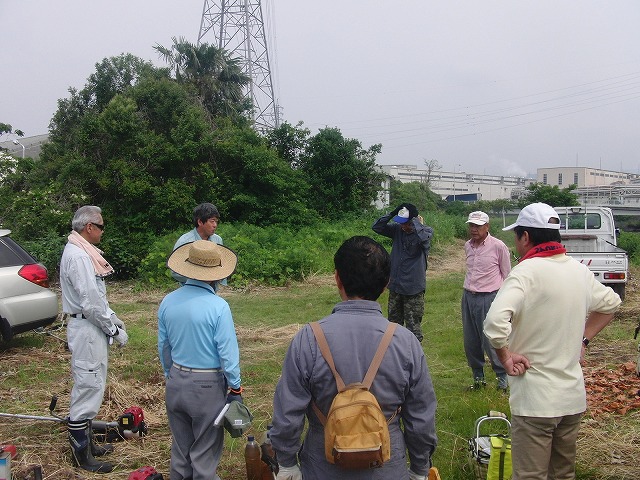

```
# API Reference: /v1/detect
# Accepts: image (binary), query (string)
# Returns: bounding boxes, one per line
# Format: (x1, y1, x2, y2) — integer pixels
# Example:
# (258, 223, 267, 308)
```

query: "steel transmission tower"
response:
(198, 0, 279, 131)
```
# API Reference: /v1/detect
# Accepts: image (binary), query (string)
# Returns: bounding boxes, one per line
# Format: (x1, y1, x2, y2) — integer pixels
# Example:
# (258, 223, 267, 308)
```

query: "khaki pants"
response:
(511, 413, 583, 480)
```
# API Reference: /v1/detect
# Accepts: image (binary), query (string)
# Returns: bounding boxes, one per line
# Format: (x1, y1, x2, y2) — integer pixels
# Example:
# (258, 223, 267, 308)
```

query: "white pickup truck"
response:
(553, 206, 628, 300)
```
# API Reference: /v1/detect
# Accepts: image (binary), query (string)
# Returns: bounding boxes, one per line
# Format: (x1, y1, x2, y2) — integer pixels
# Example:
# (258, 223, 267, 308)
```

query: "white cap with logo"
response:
(466, 211, 489, 225)
(503, 203, 561, 231)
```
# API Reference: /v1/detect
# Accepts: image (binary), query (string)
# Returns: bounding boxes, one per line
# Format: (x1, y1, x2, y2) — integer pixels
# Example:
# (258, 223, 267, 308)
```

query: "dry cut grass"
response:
(1, 254, 640, 479)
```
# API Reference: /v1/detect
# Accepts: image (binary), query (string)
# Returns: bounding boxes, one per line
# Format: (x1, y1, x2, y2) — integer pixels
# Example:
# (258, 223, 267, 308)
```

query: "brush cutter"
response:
(0, 396, 148, 441)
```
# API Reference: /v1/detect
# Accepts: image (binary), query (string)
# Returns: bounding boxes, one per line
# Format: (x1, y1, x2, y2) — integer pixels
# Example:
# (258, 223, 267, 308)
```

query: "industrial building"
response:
(380, 164, 533, 202)
(537, 166, 639, 188)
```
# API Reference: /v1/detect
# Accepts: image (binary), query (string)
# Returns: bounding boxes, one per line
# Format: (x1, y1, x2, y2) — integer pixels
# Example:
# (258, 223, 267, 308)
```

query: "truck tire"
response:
(610, 283, 626, 301)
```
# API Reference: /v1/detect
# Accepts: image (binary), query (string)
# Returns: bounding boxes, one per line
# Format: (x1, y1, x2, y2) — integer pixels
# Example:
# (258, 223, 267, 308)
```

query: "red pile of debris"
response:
(585, 362, 640, 415)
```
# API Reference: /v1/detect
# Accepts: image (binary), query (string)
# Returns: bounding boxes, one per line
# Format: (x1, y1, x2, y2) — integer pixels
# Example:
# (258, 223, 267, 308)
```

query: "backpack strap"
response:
(309, 321, 346, 391)
(362, 323, 397, 389)
(309, 322, 339, 426)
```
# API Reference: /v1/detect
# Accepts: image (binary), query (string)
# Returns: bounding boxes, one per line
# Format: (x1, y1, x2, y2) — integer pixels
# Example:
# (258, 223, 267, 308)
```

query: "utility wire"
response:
(301, 72, 640, 142)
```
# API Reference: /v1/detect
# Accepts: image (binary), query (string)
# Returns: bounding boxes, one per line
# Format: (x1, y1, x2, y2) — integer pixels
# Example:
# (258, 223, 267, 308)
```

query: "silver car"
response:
(0, 229, 59, 341)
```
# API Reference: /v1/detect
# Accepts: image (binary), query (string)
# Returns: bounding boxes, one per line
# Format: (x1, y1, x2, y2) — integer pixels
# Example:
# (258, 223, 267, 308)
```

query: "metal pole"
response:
(12, 139, 25, 158)
(0, 412, 63, 423)
(453, 165, 456, 202)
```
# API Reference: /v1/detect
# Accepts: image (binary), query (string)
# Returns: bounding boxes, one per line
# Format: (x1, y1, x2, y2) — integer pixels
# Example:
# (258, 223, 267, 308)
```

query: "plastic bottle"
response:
(245, 435, 262, 480)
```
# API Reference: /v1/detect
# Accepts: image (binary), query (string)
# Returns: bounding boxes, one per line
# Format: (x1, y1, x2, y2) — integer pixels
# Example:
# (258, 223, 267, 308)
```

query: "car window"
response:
(0, 237, 36, 267)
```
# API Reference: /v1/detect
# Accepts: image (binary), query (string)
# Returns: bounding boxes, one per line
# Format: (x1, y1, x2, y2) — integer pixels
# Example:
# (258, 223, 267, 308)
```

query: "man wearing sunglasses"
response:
(60, 205, 128, 473)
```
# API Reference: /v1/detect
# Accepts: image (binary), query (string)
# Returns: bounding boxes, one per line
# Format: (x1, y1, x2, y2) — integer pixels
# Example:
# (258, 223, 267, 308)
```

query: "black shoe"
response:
(496, 375, 509, 392)
(70, 442, 114, 473)
(466, 377, 487, 391)
(68, 421, 114, 473)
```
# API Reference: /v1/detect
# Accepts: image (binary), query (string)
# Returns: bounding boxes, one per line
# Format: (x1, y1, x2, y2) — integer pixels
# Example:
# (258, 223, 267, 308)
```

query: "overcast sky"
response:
(2, 1, 639, 177)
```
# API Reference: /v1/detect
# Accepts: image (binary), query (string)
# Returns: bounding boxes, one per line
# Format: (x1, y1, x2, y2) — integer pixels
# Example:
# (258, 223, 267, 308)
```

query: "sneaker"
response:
(496, 376, 508, 392)
(466, 377, 487, 391)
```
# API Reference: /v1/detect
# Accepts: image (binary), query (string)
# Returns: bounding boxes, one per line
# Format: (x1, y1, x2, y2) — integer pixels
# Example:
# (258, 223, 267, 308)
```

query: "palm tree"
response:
(155, 37, 251, 120)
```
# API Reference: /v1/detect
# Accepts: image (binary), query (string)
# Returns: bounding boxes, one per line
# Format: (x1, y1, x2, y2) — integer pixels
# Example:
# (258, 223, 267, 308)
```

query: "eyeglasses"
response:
(91, 223, 104, 231)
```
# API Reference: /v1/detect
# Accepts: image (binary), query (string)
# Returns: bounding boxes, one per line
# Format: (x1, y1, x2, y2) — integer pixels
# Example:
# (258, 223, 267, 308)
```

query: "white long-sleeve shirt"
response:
(484, 254, 621, 417)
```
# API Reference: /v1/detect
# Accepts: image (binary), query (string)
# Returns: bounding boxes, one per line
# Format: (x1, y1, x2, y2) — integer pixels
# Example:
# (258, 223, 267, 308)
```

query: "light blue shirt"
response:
(157, 279, 241, 389)
(171, 228, 227, 286)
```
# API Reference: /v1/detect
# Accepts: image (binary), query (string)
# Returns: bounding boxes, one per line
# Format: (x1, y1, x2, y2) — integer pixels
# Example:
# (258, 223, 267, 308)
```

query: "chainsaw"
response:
(0, 396, 148, 441)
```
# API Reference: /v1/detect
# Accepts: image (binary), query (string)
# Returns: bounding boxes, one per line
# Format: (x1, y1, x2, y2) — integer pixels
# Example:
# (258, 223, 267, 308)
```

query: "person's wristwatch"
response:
(582, 336, 590, 347)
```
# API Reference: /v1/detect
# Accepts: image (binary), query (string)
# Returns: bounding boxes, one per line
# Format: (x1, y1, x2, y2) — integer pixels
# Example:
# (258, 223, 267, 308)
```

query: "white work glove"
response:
(113, 327, 129, 347)
(110, 313, 126, 329)
(276, 464, 302, 480)
(408, 470, 427, 480)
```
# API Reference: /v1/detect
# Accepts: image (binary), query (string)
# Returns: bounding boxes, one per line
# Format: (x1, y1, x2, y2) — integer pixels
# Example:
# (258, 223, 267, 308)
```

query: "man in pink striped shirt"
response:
(462, 211, 511, 391)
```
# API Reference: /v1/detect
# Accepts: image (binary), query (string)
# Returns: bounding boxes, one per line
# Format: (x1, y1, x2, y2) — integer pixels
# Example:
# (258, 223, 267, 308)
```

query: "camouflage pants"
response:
(388, 290, 425, 342)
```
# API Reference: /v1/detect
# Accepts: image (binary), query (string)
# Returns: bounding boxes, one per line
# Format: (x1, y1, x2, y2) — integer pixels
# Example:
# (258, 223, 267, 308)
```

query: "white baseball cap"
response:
(392, 207, 411, 224)
(466, 211, 489, 225)
(503, 203, 561, 231)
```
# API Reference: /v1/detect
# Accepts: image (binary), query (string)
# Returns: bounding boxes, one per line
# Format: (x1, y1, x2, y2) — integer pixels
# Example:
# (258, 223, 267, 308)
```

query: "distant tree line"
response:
(0, 40, 385, 277)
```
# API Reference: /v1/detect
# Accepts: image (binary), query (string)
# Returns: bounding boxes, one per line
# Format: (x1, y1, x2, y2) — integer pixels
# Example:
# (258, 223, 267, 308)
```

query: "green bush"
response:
(15, 209, 471, 286)
(137, 233, 177, 285)
(136, 211, 465, 287)
(617, 231, 640, 265)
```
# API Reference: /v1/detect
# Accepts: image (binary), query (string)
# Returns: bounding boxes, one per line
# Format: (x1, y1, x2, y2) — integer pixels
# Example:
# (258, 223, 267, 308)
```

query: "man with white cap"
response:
(159, 240, 241, 480)
(372, 203, 433, 342)
(462, 211, 511, 391)
(484, 203, 621, 479)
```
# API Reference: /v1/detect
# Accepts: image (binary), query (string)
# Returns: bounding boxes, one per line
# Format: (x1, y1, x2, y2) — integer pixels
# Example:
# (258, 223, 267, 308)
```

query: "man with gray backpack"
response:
(271, 236, 437, 479)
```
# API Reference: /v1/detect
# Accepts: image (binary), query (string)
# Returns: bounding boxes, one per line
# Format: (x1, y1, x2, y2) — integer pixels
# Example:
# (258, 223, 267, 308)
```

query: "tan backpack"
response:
(310, 321, 399, 470)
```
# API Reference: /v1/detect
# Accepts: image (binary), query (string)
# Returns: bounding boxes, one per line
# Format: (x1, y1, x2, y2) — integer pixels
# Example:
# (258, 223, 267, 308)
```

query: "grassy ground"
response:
(1, 242, 639, 479)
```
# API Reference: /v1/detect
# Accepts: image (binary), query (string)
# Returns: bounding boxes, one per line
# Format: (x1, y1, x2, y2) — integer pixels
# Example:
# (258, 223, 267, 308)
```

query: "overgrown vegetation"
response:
(0, 44, 384, 279)
(618, 231, 640, 265)
(137, 212, 461, 287)
(2, 259, 639, 479)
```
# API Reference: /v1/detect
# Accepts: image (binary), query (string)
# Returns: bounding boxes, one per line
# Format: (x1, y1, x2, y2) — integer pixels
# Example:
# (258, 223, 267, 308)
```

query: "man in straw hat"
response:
(484, 203, 621, 479)
(159, 240, 241, 479)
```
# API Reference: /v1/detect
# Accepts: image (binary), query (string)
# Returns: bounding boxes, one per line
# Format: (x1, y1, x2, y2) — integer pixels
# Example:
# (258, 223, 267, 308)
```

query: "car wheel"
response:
(610, 283, 625, 301)
(0, 316, 13, 342)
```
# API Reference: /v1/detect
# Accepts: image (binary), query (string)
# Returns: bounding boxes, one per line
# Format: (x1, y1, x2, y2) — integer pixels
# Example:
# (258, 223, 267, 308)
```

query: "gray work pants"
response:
(67, 318, 108, 421)
(165, 366, 226, 480)
(461, 289, 506, 379)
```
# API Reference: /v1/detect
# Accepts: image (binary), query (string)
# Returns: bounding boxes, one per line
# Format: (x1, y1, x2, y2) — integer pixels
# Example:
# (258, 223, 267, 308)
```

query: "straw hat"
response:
(167, 240, 237, 282)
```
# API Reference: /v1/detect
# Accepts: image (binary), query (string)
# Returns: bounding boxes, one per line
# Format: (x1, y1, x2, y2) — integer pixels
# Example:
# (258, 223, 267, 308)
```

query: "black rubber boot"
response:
(87, 420, 114, 457)
(68, 420, 114, 473)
